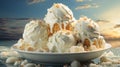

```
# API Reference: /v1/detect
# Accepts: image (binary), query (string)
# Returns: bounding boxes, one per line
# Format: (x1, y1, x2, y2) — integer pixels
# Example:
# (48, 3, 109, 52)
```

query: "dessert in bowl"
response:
(12, 3, 111, 62)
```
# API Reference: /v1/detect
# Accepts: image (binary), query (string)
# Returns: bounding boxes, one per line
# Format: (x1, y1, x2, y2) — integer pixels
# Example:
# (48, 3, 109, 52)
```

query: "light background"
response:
(0, 0, 120, 47)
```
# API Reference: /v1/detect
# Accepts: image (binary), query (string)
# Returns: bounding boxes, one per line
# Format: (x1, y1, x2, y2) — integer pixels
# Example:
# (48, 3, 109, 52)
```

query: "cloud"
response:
(76, 0, 84, 2)
(97, 19, 113, 31)
(0, 18, 34, 22)
(27, 0, 45, 5)
(99, 6, 120, 23)
(114, 24, 120, 28)
(102, 29, 120, 39)
(0, 18, 30, 40)
(97, 20, 120, 38)
(75, 3, 99, 10)
(96, 19, 110, 23)
(76, 0, 92, 2)
(97, 6, 120, 38)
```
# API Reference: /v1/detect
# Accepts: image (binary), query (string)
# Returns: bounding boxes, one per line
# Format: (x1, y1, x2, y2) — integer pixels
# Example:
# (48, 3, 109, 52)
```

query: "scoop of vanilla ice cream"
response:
(70, 45, 85, 53)
(74, 17, 106, 50)
(80, 17, 100, 39)
(73, 20, 82, 41)
(23, 20, 49, 51)
(44, 3, 75, 23)
(44, 3, 76, 33)
(74, 20, 82, 33)
(92, 36, 106, 48)
(47, 30, 77, 53)
(13, 39, 31, 50)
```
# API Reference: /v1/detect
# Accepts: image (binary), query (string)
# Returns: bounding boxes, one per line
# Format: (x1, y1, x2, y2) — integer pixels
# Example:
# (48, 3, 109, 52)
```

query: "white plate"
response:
(12, 43, 111, 63)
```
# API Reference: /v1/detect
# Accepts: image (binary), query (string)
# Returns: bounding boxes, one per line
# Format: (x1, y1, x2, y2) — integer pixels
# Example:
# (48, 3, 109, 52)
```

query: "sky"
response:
(0, 0, 120, 39)
(0, 0, 120, 19)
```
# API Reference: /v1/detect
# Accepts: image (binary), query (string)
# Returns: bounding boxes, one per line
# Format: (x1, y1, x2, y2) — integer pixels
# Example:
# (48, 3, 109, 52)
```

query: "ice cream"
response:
(81, 17, 105, 50)
(13, 3, 109, 53)
(13, 38, 36, 51)
(81, 18, 100, 39)
(74, 17, 106, 51)
(23, 20, 49, 51)
(70, 45, 85, 53)
(75, 17, 100, 39)
(13, 39, 30, 50)
(44, 3, 75, 34)
(47, 30, 77, 53)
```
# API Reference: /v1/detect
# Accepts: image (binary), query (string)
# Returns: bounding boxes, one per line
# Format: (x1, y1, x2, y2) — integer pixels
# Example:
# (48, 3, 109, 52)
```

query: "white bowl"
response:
(12, 43, 111, 63)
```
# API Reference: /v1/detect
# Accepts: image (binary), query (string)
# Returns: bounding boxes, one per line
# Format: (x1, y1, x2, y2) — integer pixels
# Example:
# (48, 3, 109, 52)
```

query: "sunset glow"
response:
(97, 6, 120, 38)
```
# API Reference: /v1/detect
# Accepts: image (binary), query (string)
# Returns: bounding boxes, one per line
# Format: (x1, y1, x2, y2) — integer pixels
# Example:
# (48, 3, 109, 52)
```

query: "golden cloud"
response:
(76, 0, 92, 2)
(102, 30, 120, 39)
(27, 0, 45, 5)
(96, 20, 110, 23)
(97, 20, 120, 38)
(98, 6, 120, 38)
(76, 0, 84, 2)
(114, 24, 120, 28)
(75, 4, 99, 10)
(99, 6, 120, 23)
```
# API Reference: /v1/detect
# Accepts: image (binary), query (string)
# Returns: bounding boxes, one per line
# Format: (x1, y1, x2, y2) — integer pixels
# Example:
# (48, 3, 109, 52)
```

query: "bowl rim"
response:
(12, 43, 112, 55)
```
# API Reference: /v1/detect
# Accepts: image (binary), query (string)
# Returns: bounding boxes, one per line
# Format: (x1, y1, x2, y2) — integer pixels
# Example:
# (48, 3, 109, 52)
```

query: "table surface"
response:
(0, 40, 120, 67)
(0, 46, 120, 67)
